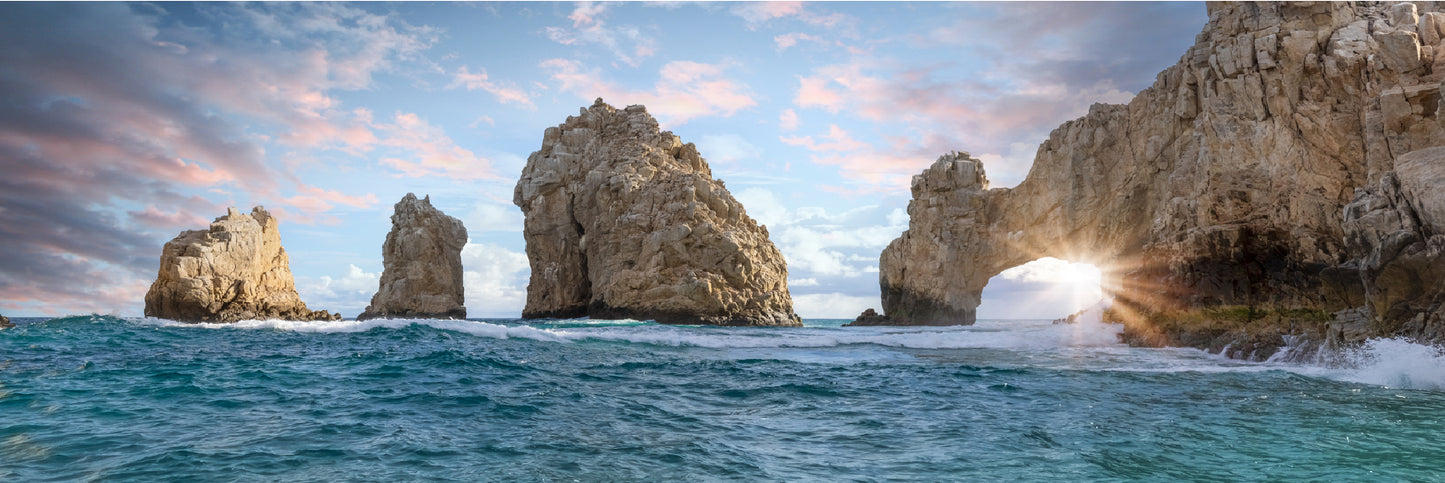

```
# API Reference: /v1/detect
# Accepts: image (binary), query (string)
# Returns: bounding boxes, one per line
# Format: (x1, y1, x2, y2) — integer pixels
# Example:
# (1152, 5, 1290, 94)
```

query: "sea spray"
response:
(1338, 337, 1445, 390)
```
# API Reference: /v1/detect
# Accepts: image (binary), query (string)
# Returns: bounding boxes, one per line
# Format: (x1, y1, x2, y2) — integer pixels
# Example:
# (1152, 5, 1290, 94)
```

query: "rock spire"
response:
(514, 99, 801, 326)
(358, 193, 468, 320)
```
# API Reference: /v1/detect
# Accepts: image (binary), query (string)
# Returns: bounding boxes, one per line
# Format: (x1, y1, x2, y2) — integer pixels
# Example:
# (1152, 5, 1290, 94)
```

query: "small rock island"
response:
(513, 99, 801, 326)
(0, 313, 12, 329)
(144, 207, 340, 323)
(358, 193, 468, 320)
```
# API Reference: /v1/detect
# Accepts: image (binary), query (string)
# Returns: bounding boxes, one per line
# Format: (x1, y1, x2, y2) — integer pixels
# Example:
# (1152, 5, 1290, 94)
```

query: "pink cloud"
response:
(544, 2, 656, 67)
(732, 2, 852, 31)
(779, 109, 800, 131)
(371, 112, 502, 181)
(542, 58, 757, 125)
(780, 125, 867, 152)
(0, 3, 439, 314)
(775, 32, 825, 51)
(450, 66, 534, 107)
(128, 205, 213, 230)
(791, 57, 1142, 188)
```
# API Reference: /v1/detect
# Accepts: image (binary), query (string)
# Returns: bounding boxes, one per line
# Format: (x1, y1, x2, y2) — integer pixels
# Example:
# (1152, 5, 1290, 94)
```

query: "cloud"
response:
(543, 2, 657, 67)
(366, 112, 503, 181)
(464, 202, 525, 233)
(450, 66, 534, 107)
(0, 3, 438, 314)
(792, 293, 876, 319)
(296, 264, 380, 317)
(734, 188, 905, 280)
(541, 58, 757, 125)
(780, 124, 868, 152)
(778, 109, 800, 131)
(775, 32, 825, 51)
(788, 3, 1203, 189)
(731, 2, 851, 30)
(462, 241, 531, 318)
(694, 134, 761, 164)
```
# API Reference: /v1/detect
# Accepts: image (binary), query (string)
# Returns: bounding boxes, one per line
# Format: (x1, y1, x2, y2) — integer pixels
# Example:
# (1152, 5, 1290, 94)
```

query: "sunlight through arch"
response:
(976, 257, 1103, 320)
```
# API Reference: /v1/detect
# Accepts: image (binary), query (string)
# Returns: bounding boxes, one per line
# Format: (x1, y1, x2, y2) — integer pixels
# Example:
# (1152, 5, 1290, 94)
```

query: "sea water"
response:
(2, 315, 1443, 481)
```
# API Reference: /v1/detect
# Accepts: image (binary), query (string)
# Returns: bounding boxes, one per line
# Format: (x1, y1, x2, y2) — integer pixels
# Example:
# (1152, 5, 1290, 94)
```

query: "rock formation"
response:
(514, 99, 801, 326)
(844, 308, 892, 327)
(0, 313, 12, 329)
(878, 2, 1445, 359)
(358, 193, 467, 320)
(144, 207, 341, 323)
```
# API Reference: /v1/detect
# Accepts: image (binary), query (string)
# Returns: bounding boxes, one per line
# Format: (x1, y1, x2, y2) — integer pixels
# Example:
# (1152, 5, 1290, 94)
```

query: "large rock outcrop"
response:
(879, 2, 1445, 359)
(144, 207, 340, 323)
(358, 193, 467, 320)
(0, 313, 11, 329)
(513, 99, 801, 326)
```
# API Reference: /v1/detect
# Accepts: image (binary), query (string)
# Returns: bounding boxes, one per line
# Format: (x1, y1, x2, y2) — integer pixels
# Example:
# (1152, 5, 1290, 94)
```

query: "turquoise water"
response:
(3, 315, 1444, 481)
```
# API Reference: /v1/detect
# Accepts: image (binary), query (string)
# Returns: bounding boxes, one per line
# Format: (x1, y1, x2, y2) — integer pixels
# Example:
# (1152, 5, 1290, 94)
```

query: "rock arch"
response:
(878, 2, 1445, 358)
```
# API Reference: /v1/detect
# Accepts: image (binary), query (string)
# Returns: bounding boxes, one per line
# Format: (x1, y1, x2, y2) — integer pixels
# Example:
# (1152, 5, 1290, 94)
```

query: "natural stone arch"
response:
(879, 139, 1146, 325)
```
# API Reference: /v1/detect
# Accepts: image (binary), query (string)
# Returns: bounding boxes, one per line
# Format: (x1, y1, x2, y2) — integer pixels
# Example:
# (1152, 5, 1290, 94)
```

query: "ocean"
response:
(2, 315, 1443, 481)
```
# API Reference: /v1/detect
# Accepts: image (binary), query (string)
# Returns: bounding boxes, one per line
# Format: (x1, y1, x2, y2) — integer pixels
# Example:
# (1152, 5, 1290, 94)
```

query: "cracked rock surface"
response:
(514, 99, 800, 326)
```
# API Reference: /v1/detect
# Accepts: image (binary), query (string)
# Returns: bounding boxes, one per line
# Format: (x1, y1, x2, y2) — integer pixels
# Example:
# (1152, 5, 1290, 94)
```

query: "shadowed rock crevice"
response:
(514, 99, 800, 326)
(878, 2, 1445, 359)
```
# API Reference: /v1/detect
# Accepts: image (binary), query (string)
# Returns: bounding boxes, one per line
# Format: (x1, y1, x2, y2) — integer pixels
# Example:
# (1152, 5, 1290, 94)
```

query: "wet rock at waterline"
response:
(844, 308, 893, 327)
(514, 99, 800, 326)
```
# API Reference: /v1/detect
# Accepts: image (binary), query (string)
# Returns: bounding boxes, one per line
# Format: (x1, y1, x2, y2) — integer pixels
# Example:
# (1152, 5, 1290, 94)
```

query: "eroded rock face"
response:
(514, 99, 800, 326)
(358, 194, 468, 320)
(144, 207, 340, 323)
(880, 2, 1445, 358)
(0, 314, 12, 329)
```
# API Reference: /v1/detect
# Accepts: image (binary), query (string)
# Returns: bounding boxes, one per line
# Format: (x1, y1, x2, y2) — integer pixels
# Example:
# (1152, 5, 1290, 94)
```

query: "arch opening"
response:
(976, 257, 1104, 320)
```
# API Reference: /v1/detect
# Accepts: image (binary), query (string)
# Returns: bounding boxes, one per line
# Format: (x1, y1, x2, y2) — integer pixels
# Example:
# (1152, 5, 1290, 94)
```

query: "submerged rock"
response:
(844, 308, 892, 327)
(877, 2, 1445, 358)
(358, 193, 467, 320)
(144, 207, 341, 323)
(514, 99, 800, 326)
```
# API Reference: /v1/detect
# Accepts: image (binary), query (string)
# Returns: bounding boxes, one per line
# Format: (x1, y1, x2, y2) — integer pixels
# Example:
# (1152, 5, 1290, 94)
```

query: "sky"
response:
(0, 1, 1207, 320)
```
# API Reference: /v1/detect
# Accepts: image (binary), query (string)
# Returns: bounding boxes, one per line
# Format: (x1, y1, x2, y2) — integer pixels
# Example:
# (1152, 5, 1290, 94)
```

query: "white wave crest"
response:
(133, 316, 1125, 351)
(134, 317, 568, 342)
(1337, 337, 1445, 390)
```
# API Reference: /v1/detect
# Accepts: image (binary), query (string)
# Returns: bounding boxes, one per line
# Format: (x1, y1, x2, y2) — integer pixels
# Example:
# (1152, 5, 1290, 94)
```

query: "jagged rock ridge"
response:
(879, 1, 1445, 359)
(358, 193, 468, 320)
(514, 99, 801, 326)
(144, 207, 340, 323)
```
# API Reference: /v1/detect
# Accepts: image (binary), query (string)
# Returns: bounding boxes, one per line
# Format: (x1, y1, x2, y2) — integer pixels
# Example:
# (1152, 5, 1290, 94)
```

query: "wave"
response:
(103, 315, 1445, 391)
(130, 316, 1126, 351)
(134, 317, 570, 343)
(1334, 337, 1445, 390)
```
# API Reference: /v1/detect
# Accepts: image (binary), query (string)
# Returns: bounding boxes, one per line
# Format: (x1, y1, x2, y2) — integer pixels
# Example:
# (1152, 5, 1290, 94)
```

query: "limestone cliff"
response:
(879, 2, 1445, 359)
(358, 194, 467, 320)
(514, 99, 801, 326)
(144, 207, 340, 323)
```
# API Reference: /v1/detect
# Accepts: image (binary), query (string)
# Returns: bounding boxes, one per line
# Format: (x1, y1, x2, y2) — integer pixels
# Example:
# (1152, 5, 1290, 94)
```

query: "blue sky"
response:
(0, 2, 1206, 319)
